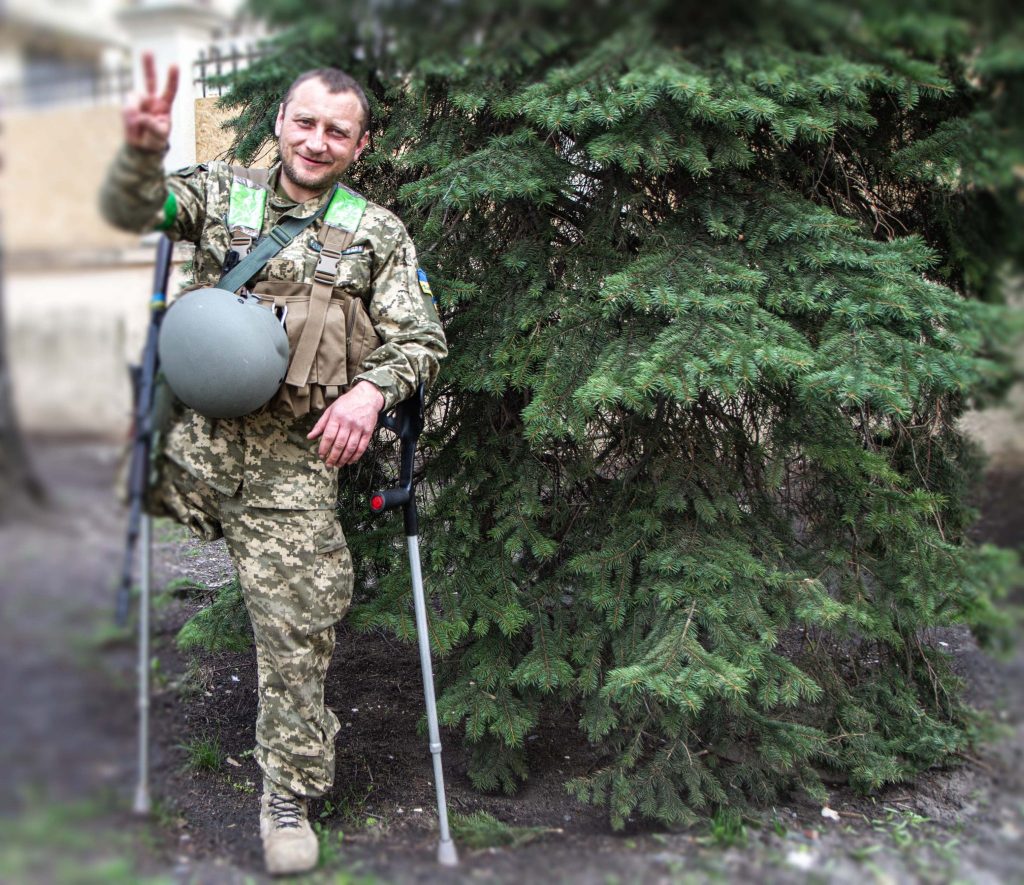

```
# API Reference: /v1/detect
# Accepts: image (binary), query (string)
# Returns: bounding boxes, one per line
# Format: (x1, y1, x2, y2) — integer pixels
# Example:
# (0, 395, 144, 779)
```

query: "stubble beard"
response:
(281, 154, 338, 197)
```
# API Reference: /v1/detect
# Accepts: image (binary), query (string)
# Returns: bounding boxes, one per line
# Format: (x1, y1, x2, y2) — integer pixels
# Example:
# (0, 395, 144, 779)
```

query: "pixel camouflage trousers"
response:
(156, 460, 354, 797)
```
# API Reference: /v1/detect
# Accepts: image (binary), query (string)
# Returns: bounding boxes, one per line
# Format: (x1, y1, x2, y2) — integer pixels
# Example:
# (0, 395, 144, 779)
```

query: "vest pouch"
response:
(344, 286, 384, 385)
(251, 280, 383, 418)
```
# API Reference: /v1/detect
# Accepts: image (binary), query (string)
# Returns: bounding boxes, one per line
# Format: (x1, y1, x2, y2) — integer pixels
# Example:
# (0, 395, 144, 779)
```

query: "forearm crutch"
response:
(370, 384, 458, 866)
(116, 235, 172, 815)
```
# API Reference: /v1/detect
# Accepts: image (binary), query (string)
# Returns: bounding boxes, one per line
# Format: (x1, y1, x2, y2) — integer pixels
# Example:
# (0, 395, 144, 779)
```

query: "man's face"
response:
(275, 77, 369, 202)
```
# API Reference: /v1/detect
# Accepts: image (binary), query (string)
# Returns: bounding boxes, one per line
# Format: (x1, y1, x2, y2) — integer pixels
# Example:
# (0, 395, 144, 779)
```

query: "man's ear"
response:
(354, 130, 370, 160)
(274, 103, 284, 138)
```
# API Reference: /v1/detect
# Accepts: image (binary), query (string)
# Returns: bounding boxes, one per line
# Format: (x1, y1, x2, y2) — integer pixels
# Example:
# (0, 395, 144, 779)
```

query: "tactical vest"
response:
(225, 166, 383, 419)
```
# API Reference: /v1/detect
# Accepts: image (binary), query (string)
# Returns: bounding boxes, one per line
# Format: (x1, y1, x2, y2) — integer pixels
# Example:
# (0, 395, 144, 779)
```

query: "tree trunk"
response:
(0, 239, 46, 521)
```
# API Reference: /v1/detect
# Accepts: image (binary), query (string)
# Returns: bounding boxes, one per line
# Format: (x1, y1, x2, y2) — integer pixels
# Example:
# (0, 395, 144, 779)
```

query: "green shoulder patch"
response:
(228, 178, 268, 233)
(324, 186, 367, 232)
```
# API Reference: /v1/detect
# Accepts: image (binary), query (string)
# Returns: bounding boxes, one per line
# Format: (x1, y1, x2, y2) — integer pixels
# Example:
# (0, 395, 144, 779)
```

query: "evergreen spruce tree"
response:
(211, 0, 1022, 825)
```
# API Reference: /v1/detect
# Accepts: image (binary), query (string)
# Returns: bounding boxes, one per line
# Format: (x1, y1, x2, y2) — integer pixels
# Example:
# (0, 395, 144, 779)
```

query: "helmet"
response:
(157, 288, 290, 419)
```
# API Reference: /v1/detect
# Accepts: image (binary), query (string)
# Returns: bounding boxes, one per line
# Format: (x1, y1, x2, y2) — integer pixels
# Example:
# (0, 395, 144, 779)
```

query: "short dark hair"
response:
(282, 68, 371, 137)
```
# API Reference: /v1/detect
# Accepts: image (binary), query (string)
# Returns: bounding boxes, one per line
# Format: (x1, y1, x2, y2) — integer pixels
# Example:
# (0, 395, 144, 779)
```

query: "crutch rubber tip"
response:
(437, 839, 459, 866)
(133, 786, 151, 816)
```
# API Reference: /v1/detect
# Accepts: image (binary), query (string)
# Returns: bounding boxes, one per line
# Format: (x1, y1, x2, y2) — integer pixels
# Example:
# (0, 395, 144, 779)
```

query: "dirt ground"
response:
(1, 441, 1022, 884)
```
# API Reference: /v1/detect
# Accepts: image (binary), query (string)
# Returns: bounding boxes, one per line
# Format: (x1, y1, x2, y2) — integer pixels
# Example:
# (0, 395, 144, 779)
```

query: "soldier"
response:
(100, 55, 447, 875)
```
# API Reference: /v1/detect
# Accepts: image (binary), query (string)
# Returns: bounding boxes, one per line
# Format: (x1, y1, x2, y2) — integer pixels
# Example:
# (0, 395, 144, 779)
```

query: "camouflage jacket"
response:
(101, 145, 447, 509)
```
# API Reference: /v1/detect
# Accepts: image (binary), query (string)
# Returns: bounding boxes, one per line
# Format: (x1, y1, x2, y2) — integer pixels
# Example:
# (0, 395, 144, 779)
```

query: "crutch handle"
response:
(369, 383, 425, 535)
(369, 487, 411, 513)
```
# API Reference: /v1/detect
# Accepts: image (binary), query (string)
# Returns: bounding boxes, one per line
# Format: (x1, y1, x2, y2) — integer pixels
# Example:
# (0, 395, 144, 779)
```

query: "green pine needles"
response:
(176, 579, 252, 654)
(222, 0, 1022, 826)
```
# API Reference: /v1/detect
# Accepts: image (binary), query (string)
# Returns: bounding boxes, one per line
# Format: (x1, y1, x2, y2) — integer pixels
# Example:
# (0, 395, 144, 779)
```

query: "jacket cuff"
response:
(351, 370, 406, 413)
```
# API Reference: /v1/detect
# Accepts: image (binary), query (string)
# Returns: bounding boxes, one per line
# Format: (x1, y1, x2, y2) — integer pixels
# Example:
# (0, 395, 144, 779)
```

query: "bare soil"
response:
(2, 442, 1022, 884)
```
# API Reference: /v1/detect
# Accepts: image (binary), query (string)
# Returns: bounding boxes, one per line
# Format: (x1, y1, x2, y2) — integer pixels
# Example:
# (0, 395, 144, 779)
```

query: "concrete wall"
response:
(0, 104, 138, 255)
(1, 1, 272, 440)
(194, 96, 237, 162)
(6, 252, 191, 436)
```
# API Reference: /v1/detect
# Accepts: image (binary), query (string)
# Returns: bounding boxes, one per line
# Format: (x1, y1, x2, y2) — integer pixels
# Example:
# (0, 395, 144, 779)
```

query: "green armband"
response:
(155, 192, 177, 232)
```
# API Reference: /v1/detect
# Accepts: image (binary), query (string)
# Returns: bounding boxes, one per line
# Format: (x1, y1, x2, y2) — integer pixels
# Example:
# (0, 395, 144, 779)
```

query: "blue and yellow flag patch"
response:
(417, 268, 440, 322)
(417, 268, 434, 298)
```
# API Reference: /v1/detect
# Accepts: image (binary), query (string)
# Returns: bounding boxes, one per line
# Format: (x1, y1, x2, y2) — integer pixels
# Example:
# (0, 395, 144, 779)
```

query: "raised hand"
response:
(123, 52, 179, 152)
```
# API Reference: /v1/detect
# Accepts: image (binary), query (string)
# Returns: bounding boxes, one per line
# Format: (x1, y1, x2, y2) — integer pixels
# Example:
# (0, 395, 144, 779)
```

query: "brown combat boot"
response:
(260, 784, 318, 876)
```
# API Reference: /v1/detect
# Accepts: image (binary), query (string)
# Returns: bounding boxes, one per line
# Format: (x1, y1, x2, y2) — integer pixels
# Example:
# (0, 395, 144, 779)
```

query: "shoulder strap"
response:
(217, 185, 336, 294)
(285, 187, 368, 391)
(285, 225, 356, 389)
(224, 166, 272, 269)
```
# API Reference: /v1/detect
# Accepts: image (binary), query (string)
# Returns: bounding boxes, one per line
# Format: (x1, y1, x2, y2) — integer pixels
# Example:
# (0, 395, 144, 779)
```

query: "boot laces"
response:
(268, 792, 304, 829)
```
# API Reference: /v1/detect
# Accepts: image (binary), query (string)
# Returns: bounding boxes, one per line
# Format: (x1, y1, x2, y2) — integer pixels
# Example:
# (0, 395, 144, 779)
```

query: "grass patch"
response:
(159, 576, 205, 601)
(154, 518, 190, 544)
(170, 655, 213, 700)
(307, 820, 392, 884)
(870, 806, 929, 849)
(319, 784, 389, 835)
(706, 807, 747, 848)
(74, 620, 133, 652)
(315, 822, 346, 867)
(179, 735, 224, 773)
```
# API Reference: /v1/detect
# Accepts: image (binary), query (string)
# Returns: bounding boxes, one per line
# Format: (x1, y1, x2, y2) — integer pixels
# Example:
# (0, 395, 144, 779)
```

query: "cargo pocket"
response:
(263, 257, 303, 282)
(251, 282, 316, 415)
(308, 514, 354, 633)
(252, 280, 351, 392)
(334, 251, 373, 294)
(251, 280, 309, 355)
(330, 251, 377, 385)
